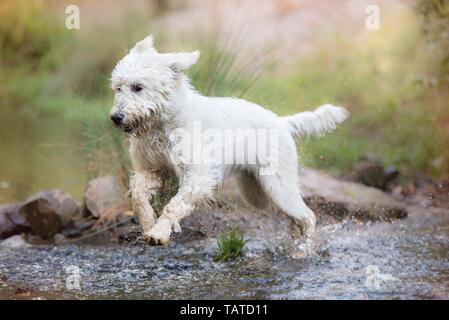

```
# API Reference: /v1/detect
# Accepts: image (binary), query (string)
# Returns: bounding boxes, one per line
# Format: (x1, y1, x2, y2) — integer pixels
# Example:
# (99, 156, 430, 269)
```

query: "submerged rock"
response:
(0, 203, 31, 239)
(19, 189, 80, 239)
(83, 175, 131, 220)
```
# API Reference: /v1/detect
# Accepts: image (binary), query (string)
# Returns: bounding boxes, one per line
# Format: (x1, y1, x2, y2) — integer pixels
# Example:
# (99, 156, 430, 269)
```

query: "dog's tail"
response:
(283, 104, 350, 139)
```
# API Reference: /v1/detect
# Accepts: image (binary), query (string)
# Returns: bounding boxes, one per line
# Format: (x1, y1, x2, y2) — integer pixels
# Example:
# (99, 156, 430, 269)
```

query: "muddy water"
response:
(1, 206, 448, 300)
(0, 105, 87, 204)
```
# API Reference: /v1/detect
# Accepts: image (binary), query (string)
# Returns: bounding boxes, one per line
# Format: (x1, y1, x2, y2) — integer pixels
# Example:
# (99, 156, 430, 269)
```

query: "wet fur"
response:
(109, 35, 350, 244)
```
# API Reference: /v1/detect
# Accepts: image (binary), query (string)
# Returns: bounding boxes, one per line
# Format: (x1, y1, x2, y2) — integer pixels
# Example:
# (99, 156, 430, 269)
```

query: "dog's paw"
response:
(298, 213, 316, 237)
(144, 217, 172, 245)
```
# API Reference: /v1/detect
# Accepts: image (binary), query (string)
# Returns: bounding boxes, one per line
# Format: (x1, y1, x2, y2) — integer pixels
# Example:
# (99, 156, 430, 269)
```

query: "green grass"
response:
(214, 228, 247, 262)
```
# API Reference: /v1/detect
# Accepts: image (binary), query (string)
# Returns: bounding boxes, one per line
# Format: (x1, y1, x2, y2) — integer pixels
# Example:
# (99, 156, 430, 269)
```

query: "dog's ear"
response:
(165, 51, 200, 73)
(131, 35, 155, 54)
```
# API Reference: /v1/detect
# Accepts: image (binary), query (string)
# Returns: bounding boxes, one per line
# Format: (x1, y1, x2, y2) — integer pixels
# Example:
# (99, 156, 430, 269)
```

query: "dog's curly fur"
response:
(110, 35, 350, 245)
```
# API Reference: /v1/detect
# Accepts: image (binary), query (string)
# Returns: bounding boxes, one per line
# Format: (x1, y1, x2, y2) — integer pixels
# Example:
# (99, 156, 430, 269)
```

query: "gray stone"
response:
(53, 233, 68, 245)
(83, 175, 130, 219)
(19, 189, 80, 238)
(299, 168, 407, 221)
(0, 203, 31, 239)
(0, 234, 29, 248)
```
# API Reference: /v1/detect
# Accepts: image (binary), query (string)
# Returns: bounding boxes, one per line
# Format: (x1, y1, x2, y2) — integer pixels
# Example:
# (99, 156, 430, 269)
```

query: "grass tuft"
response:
(214, 227, 247, 262)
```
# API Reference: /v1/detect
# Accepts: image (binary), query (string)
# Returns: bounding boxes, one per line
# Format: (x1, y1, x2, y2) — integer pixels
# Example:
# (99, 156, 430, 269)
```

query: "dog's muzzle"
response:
(110, 112, 140, 134)
(110, 112, 124, 126)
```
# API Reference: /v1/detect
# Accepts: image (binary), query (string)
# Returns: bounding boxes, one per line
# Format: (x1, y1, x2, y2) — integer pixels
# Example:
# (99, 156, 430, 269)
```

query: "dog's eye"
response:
(114, 87, 121, 93)
(131, 84, 143, 93)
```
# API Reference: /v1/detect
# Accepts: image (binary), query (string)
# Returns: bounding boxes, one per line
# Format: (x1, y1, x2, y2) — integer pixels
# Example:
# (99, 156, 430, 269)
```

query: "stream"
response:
(1, 206, 448, 299)
(1, 107, 448, 299)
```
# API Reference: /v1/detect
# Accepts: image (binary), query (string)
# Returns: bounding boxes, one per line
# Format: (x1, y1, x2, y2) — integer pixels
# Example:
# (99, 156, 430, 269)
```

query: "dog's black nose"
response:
(110, 113, 124, 125)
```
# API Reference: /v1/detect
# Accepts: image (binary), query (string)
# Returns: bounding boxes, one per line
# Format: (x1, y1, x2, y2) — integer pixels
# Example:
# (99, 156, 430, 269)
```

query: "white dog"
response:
(109, 35, 349, 245)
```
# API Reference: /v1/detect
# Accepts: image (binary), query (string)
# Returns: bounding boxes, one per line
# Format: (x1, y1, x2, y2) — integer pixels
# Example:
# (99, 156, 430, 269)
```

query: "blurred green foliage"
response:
(190, 32, 269, 97)
(0, 0, 448, 179)
(416, 0, 449, 86)
(0, 0, 64, 67)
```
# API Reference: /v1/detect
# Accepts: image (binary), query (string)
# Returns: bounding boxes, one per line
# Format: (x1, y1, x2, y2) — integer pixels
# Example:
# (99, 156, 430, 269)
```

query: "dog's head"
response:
(109, 35, 199, 136)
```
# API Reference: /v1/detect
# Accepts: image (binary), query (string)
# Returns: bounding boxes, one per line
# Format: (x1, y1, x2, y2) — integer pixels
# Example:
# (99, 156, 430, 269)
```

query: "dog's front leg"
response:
(145, 176, 211, 245)
(129, 171, 162, 235)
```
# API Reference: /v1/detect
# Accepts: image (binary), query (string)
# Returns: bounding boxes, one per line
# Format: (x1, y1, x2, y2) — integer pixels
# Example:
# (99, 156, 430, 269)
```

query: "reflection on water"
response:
(0, 105, 88, 203)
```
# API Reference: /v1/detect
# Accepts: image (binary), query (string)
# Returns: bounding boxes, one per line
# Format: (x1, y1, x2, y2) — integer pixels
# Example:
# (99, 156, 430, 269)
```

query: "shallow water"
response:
(1, 107, 448, 299)
(1, 207, 448, 300)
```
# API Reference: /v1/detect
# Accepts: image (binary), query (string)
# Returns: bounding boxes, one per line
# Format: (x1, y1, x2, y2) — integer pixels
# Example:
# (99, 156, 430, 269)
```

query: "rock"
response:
(25, 234, 49, 246)
(53, 233, 68, 245)
(0, 203, 31, 239)
(177, 167, 408, 250)
(299, 168, 407, 221)
(0, 234, 29, 248)
(19, 189, 80, 239)
(109, 167, 408, 250)
(14, 286, 32, 297)
(60, 219, 95, 238)
(353, 155, 399, 190)
(72, 219, 95, 231)
(83, 175, 130, 220)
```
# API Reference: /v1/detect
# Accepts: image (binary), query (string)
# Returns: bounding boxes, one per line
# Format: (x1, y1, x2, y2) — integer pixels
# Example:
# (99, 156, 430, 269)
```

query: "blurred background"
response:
(0, 0, 448, 203)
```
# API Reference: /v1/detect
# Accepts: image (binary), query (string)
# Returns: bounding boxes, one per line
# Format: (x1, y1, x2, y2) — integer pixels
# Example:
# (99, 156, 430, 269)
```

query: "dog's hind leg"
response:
(257, 169, 316, 236)
(129, 171, 162, 235)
